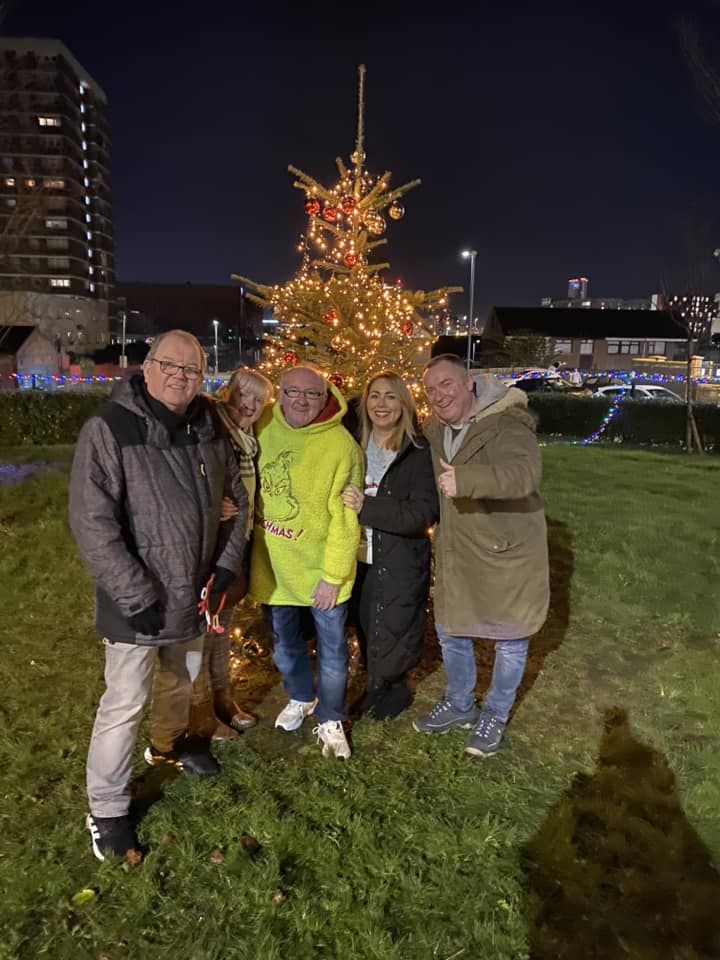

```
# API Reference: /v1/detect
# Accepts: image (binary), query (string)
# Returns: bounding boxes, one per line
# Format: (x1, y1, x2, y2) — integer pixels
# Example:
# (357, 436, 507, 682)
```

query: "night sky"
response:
(4, 0, 720, 319)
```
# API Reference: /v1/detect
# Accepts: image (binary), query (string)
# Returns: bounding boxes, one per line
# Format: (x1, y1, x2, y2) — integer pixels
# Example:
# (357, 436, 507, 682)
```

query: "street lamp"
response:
(461, 249, 477, 368)
(212, 318, 219, 376)
(119, 309, 127, 369)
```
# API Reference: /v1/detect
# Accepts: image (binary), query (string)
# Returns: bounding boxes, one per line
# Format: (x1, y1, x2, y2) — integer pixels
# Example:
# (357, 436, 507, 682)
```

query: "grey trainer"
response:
(465, 711, 506, 757)
(412, 698, 480, 734)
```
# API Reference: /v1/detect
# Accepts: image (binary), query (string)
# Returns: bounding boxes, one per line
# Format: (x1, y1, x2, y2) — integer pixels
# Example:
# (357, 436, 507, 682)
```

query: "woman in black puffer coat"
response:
(342, 370, 439, 719)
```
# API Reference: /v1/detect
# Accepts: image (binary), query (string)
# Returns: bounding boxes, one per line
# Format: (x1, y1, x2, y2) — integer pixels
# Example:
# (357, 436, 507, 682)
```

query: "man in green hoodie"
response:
(249, 364, 363, 759)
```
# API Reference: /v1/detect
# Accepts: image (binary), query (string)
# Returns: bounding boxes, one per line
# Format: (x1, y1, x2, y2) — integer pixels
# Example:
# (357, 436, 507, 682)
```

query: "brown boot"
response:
(189, 698, 238, 740)
(214, 689, 257, 732)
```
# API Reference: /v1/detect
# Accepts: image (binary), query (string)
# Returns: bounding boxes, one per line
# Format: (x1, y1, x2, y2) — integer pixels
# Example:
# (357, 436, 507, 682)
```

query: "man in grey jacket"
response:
(69, 330, 248, 861)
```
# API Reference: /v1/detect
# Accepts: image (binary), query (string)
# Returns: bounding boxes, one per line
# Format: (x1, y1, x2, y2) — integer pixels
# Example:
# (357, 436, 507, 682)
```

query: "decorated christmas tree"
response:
(232, 65, 461, 394)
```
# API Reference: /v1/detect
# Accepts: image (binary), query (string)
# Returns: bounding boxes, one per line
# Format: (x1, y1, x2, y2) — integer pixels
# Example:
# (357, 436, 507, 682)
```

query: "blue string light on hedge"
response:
(575, 395, 624, 445)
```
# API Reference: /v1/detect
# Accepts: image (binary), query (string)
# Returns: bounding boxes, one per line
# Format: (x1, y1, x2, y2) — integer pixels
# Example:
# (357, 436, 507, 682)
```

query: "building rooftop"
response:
(490, 306, 687, 340)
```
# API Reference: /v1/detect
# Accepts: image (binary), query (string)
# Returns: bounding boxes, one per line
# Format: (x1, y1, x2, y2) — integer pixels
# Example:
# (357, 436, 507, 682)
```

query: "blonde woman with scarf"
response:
(188, 367, 272, 739)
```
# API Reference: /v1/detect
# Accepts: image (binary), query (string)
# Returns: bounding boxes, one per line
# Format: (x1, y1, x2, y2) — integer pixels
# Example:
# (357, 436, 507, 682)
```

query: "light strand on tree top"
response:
(232, 64, 461, 391)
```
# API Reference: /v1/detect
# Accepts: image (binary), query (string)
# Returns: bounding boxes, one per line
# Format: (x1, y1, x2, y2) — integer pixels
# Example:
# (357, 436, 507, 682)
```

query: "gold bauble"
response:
(388, 202, 405, 220)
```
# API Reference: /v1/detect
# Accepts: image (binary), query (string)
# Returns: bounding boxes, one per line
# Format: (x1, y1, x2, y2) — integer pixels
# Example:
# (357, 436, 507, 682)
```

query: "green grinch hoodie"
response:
(248, 382, 363, 606)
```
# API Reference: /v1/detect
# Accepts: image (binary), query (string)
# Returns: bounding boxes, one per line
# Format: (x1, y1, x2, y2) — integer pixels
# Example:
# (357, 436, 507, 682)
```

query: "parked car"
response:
(511, 376, 570, 394)
(594, 384, 684, 403)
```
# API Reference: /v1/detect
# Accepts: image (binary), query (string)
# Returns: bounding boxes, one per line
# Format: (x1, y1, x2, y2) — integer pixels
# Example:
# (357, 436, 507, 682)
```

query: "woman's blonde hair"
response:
(218, 367, 273, 406)
(359, 370, 419, 452)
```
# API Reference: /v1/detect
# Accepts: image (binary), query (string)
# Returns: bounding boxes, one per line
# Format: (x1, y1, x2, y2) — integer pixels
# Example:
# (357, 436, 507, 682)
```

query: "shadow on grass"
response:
(512, 516, 573, 712)
(522, 707, 720, 960)
(223, 515, 572, 728)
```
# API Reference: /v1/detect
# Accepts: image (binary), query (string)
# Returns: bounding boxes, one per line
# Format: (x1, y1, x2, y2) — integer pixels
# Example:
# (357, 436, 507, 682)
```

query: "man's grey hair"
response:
(145, 329, 206, 372)
(279, 363, 327, 393)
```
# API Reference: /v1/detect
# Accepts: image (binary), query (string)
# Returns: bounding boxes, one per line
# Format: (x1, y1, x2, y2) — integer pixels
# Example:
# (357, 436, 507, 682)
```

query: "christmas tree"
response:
(232, 65, 461, 394)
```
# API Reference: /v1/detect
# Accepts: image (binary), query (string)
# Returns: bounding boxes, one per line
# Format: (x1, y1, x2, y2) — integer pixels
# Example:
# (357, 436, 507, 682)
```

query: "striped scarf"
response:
(216, 402, 258, 539)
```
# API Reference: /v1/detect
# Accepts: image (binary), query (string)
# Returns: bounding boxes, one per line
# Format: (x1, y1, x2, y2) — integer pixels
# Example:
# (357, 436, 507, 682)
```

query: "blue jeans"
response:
(265, 604, 349, 723)
(436, 624, 529, 723)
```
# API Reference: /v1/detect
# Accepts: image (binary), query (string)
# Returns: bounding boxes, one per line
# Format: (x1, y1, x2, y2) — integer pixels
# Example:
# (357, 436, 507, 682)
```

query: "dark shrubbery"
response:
(0, 390, 107, 445)
(527, 394, 720, 451)
(1, 390, 720, 451)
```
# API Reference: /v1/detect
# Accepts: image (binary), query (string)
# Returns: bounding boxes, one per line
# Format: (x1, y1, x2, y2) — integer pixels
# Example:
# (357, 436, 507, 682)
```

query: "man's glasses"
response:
(148, 358, 203, 380)
(282, 387, 325, 400)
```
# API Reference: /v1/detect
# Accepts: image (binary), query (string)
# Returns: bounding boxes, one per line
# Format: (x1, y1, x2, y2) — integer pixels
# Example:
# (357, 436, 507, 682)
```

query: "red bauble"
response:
(340, 195, 356, 214)
(322, 205, 338, 222)
(304, 197, 320, 216)
(343, 252, 358, 268)
(321, 309, 338, 325)
(328, 372, 344, 388)
(400, 321, 413, 337)
(283, 351, 298, 366)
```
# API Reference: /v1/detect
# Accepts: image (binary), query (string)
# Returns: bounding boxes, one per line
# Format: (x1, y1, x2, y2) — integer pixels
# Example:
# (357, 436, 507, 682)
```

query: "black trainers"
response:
(143, 741, 220, 776)
(86, 813, 142, 862)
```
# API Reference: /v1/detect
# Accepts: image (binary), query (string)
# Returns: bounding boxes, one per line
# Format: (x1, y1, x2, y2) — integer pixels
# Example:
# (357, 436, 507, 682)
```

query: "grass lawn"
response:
(1, 445, 719, 960)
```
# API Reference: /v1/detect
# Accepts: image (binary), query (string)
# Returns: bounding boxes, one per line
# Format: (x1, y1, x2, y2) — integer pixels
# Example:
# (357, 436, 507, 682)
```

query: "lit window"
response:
(49, 277, 71, 288)
(607, 340, 619, 354)
(579, 339, 593, 355)
(88, 248, 93, 257)
(46, 237, 69, 250)
(81, 140, 87, 151)
(25, 178, 36, 188)
(38, 116, 61, 127)
(80, 103, 85, 114)
(48, 256, 70, 269)
(85, 213, 91, 223)
(43, 178, 65, 189)
(647, 341, 666, 355)
(82, 159, 89, 169)
(86, 231, 92, 240)
(89, 282, 95, 292)
(4, 177, 15, 187)
(79, 82, 86, 94)
(81, 122, 86, 133)
(84, 196, 90, 205)
(45, 218, 67, 229)
(88, 266, 94, 275)
(5, 197, 16, 207)
(553, 340, 572, 354)
(83, 177, 89, 187)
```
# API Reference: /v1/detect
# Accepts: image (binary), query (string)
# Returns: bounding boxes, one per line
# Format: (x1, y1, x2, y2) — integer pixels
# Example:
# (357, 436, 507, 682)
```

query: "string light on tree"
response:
(232, 64, 461, 389)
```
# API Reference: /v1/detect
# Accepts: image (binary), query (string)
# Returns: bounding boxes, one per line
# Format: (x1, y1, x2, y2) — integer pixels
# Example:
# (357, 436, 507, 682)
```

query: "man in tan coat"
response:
(413, 354, 549, 757)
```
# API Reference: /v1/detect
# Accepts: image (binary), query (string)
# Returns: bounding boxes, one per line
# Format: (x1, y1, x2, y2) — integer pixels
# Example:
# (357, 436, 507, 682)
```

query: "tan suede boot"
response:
(214, 689, 257, 732)
(188, 697, 239, 741)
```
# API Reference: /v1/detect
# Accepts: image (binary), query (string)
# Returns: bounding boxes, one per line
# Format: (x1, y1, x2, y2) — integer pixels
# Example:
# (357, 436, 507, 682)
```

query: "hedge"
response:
(0, 390, 108, 445)
(528, 395, 720, 451)
(1, 390, 720, 451)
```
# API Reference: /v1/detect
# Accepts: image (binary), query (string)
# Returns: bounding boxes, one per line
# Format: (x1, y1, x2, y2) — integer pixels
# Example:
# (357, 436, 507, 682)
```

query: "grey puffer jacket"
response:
(69, 374, 248, 646)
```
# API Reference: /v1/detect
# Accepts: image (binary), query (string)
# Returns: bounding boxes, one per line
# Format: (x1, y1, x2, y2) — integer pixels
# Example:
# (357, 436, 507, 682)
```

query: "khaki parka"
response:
(423, 383, 550, 640)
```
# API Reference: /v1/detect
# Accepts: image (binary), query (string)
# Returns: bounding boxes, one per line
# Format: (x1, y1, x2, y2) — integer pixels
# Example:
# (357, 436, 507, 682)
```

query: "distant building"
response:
(0, 38, 113, 353)
(567, 276, 588, 300)
(665, 294, 715, 340)
(114, 282, 264, 371)
(542, 277, 653, 311)
(487, 306, 688, 372)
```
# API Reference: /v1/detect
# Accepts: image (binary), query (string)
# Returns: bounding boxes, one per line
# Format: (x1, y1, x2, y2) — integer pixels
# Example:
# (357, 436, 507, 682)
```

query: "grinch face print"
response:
(259, 450, 300, 522)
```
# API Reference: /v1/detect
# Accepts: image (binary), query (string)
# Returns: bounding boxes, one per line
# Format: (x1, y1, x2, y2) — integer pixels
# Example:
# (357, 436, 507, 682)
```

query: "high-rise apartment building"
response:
(0, 38, 113, 350)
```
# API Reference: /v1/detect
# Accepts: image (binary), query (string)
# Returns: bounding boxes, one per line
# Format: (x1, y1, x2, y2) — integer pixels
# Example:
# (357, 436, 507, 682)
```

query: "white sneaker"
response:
(314, 720, 351, 759)
(275, 698, 317, 731)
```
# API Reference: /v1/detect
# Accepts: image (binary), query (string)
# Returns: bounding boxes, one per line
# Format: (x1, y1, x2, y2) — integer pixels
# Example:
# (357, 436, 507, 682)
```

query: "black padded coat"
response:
(353, 434, 439, 685)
